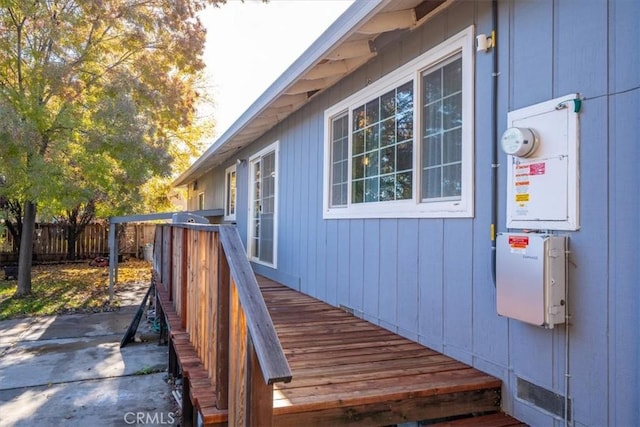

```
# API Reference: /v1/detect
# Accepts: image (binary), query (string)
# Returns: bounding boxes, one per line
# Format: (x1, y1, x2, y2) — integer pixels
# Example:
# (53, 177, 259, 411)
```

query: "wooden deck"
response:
(258, 276, 503, 426)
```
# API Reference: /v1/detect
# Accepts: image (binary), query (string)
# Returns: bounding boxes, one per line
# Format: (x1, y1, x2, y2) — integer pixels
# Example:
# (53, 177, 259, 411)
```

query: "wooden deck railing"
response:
(152, 223, 292, 425)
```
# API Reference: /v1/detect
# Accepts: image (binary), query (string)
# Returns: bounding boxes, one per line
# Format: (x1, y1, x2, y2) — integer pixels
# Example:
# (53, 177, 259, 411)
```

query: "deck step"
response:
(430, 412, 527, 426)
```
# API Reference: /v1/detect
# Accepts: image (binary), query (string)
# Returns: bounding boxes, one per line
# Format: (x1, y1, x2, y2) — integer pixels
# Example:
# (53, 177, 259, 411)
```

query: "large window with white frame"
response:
(224, 164, 237, 221)
(323, 26, 474, 219)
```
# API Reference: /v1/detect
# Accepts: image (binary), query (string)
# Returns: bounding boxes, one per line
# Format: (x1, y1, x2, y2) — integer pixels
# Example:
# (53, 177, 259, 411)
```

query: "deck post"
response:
(216, 238, 230, 409)
(247, 339, 273, 426)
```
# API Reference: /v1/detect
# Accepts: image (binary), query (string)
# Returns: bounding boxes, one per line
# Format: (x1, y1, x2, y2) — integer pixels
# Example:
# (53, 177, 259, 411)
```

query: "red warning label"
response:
(508, 235, 529, 249)
(529, 162, 546, 175)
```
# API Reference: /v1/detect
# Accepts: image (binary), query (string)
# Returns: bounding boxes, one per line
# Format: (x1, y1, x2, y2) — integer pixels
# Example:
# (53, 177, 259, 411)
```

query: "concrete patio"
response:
(0, 292, 176, 427)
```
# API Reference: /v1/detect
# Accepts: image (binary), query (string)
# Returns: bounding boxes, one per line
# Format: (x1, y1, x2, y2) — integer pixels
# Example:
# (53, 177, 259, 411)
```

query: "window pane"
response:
(380, 175, 395, 201)
(380, 89, 396, 119)
(365, 177, 379, 202)
(423, 134, 442, 168)
(397, 111, 413, 142)
(443, 128, 462, 163)
(423, 69, 442, 103)
(353, 155, 365, 180)
(396, 172, 412, 200)
(397, 142, 412, 172)
(365, 152, 379, 177)
(332, 140, 344, 161)
(397, 82, 413, 113)
(352, 180, 364, 203)
(380, 117, 396, 147)
(365, 124, 379, 152)
(443, 93, 462, 130)
(423, 102, 442, 136)
(442, 163, 462, 197)
(443, 57, 462, 96)
(380, 146, 395, 174)
(353, 106, 365, 131)
(365, 98, 379, 126)
(422, 167, 441, 199)
(332, 184, 342, 206)
(353, 130, 365, 155)
(332, 161, 343, 184)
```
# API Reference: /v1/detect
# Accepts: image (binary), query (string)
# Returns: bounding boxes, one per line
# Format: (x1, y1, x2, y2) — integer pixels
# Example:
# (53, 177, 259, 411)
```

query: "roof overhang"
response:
(173, 0, 451, 188)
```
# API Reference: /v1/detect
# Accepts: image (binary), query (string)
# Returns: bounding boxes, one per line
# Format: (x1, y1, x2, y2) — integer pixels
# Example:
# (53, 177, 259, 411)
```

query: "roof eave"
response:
(172, 0, 392, 187)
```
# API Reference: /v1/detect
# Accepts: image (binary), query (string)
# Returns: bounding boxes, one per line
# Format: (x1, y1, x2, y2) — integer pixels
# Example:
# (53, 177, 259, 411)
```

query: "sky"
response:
(198, 0, 355, 138)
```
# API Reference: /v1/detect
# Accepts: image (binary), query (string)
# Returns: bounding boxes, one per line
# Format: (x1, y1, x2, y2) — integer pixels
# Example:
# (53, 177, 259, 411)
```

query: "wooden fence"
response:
(152, 223, 291, 425)
(0, 223, 156, 263)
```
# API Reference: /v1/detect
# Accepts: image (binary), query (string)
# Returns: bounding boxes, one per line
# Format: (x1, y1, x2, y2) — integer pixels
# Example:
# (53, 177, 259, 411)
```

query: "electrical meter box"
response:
(496, 232, 567, 328)
(504, 94, 580, 231)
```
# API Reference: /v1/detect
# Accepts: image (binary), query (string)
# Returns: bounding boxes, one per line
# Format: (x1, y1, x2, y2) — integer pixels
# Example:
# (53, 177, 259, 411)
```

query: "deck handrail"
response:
(218, 225, 292, 384)
(152, 222, 291, 425)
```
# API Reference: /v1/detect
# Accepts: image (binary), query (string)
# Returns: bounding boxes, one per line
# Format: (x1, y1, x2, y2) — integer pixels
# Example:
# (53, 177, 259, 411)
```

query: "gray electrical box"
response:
(496, 232, 567, 328)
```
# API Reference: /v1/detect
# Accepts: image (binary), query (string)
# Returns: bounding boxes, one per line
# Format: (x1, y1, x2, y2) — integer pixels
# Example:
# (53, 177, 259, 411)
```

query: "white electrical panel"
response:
(504, 94, 580, 231)
(496, 232, 567, 328)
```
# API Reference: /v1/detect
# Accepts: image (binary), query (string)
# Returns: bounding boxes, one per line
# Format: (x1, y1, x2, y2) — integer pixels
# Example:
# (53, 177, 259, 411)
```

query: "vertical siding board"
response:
(281, 124, 294, 282)
(418, 219, 444, 351)
(510, 0, 554, 108)
(324, 219, 339, 306)
(289, 118, 304, 289)
(555, 0, 608, 97)
(609, 0, 640, 92)
(444, 0, 475, 37)
(509, 321, 554, 389)
(565, 97, 608, 426)
(306, 112, 322, 297)
(362, 219, 380, 323)
(609, 91, 640, 425)
(442, 220, 473, 362)
(296, 116, 309, 292)
(378, 219, 398, 329)
(396, 219, 419, 340)
(348, 220, 364, 313)
(419, 7, 445, 51)
(336, 220, 350, 307)
(375, 28, 395, 86)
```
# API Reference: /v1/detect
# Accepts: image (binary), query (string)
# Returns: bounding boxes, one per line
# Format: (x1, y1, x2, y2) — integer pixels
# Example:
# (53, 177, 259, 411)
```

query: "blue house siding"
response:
(196, 1, 639, 425)
(609, 89, 639, 426)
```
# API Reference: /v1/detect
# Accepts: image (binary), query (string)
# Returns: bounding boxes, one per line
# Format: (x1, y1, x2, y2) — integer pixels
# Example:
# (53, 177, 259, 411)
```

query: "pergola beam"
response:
(107, 209, 223, 301)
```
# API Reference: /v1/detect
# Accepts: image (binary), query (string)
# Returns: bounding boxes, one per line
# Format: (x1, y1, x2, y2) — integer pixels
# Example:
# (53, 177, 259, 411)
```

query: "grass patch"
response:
(0, 259, 151, 321)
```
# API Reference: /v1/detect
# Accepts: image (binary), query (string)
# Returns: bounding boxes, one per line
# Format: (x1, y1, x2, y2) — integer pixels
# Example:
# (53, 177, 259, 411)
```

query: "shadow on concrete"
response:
(0, 288, 176, 427)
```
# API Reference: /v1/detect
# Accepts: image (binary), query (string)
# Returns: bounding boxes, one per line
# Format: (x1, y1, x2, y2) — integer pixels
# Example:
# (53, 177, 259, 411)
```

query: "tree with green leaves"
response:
(0, 0, 219, 296)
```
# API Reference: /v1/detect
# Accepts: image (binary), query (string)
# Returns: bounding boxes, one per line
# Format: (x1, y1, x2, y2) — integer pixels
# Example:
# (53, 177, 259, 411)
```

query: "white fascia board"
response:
(173, 0, 391, 188)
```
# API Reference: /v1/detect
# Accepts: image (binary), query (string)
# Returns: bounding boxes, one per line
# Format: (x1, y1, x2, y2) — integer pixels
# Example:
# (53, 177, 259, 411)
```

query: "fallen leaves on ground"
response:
(0, 259, 151, 320)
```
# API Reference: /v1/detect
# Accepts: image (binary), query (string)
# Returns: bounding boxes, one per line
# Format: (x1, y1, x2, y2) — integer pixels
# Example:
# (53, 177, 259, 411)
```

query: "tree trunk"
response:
(66, 226, 77, 261)
(15, 200, 36, 297)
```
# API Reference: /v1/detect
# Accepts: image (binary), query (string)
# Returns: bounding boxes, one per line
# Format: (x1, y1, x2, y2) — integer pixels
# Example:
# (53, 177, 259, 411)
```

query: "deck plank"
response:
(254, 276, 504, 426)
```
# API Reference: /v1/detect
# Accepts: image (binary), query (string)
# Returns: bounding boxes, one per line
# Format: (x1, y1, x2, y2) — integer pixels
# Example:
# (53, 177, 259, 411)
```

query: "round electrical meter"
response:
(500, 127, 537, 157)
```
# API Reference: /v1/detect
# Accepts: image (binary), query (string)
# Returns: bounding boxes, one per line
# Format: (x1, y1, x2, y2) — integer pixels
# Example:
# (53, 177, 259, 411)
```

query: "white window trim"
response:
(224, 164, 237, 221)
(247, 141, 279, 268)
(197, 191, 205, 211)
(322, 26, 475, 219)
